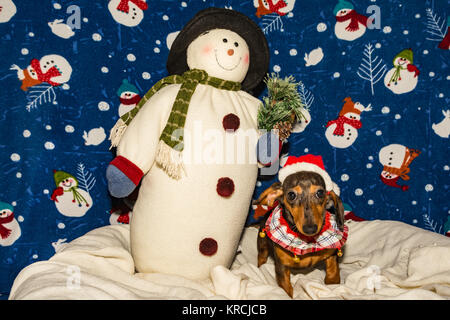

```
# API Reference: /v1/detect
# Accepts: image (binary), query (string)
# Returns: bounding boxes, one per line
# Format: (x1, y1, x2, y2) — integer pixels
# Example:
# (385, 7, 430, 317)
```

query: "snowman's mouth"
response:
(63, 182, 73, 188)
(215, 50, 241, 71)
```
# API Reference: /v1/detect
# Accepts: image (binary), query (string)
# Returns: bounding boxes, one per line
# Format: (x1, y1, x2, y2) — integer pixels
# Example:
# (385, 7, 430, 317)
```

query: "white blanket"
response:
(9, 219, 450, 300)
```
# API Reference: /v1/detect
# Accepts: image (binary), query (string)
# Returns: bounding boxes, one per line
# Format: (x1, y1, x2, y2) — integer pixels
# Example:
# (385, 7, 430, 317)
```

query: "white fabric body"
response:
(334, 10, 366, 42)
(325, 116, 359, 149)
(118, 102, 137, 118)
(0, 0, 17, 23)
(0, 218, 21, 247)
(9, 220, 450, 299)
(379, 144, 407, 169)
(384, 67, 418, 95)
(117, 83, 260, 279)
(54, 188, 92, 218)
(108, 0, 145, 27)
(39, 54, 72, 84)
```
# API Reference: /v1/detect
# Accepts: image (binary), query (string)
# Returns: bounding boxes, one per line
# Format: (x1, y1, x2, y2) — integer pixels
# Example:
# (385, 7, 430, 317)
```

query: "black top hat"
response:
(166, 7, 270, 93)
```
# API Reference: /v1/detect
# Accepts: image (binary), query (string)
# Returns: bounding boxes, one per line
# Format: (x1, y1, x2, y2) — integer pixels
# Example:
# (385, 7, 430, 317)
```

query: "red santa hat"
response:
(278, 154, 340, 196)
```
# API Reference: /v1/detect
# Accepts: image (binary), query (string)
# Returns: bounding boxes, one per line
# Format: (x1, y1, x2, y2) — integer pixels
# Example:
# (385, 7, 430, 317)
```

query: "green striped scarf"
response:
(109, 69, 241, 179)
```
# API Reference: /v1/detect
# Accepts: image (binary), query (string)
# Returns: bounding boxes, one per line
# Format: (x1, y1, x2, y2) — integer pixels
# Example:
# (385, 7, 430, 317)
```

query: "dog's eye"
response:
(316, 190, 325, 198)
(287, 191, 297, 201)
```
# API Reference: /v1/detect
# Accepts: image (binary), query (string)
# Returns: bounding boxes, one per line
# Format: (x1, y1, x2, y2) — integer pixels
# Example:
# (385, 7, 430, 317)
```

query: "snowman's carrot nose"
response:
(227, 49, 234, 56)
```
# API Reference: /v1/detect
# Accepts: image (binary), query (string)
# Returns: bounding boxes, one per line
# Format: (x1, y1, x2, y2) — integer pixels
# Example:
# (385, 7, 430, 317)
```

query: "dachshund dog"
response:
(254, 171, 346, 298)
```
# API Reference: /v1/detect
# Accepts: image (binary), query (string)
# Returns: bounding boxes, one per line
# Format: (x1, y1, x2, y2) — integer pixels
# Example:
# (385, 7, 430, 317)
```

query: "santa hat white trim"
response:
(278, 160, 340, 196)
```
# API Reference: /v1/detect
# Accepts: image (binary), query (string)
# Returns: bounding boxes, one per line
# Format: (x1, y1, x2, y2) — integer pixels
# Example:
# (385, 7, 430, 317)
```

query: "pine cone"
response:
(273, 121, 293, 141)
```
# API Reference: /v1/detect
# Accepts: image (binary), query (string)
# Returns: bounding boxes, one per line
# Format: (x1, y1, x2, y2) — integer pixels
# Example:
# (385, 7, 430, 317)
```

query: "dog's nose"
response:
(303, 224, 318, 235)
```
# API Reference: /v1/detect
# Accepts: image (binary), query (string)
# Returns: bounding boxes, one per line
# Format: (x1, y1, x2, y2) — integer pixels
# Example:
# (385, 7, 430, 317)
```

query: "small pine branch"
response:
(425, 8, 446, 41)
(25, 85, 56, 111)
(357, 43, 387, 96)
(298, 81, 314, 109)
(76, 163, 96, 193)
(257, 73, 308, 135)
(423, 214, 443, 234)
(261, 13, 284, 34)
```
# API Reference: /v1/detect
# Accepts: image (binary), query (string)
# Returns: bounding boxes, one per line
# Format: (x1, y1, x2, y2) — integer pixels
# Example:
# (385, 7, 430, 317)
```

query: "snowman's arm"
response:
(238, 91, 283, 171)
(107, 84, 180, 197)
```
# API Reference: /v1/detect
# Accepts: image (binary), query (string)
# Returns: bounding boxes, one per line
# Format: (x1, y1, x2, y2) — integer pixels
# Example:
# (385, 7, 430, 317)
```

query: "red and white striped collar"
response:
(264, 205, 348, 256)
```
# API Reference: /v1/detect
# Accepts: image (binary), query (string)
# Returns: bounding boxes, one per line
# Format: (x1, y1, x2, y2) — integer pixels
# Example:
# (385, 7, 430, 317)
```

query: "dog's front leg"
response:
(257, 228, 270, 267)
(274, 256, 293, 298)
(324, 254, 340, 285)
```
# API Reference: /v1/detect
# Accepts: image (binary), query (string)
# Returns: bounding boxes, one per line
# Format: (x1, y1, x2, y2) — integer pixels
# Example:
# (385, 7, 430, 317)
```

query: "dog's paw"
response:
(257, 256, 268, 267)
(324, 275, 341, 285)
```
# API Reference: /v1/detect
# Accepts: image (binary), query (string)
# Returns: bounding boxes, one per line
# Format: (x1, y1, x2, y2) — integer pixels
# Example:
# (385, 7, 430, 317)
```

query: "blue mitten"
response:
(106, 156, 143, 198)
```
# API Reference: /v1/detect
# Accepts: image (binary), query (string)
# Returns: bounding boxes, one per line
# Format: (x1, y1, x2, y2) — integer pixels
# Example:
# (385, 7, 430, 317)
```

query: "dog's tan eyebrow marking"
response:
(309, 185, 322, 193)
(292, 186, 302, 194)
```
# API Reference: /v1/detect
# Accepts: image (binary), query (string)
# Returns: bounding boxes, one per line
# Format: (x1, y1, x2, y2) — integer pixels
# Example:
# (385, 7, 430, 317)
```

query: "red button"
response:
(199, 238, 218, 256)
(217, 177, 235, 197)
(222, 113, 240, 132)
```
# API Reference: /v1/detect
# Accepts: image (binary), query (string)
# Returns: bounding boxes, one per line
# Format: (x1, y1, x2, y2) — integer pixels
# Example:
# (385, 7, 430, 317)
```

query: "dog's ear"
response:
(326, 190, 345, 231)
(253, 182, 283, 207)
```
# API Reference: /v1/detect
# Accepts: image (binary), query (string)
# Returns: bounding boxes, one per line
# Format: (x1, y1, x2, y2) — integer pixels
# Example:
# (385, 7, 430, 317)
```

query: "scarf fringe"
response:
(155, 140, 185, 180)
(109, 118, 127, 149)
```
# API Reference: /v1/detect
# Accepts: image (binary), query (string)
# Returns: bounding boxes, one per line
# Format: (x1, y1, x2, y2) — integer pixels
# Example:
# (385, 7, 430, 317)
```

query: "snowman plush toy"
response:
(107, 8, 269, 279)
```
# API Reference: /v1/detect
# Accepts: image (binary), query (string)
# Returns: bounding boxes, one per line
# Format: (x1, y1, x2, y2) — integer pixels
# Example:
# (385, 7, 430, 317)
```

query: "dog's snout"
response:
(303, 224, 318, 235)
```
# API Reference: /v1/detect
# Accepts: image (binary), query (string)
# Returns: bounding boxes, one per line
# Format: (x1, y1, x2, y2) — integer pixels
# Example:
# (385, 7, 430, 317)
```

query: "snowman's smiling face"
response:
(344, 112, 361, 121)
(120, 91, 138, 99)
(59, 178, 77, 190)
(394, 57, 411, 67)
(336, 9, 352, 17)
(0, 208, 12, 219)
(187, 29, 250, 83)
(26, 65, 38, 79)
(381, 170, 397, 179)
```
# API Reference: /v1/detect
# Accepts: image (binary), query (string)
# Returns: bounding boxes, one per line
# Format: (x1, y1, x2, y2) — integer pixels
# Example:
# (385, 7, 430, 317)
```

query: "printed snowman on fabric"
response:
(10, 54, 72, 91)
(253, 0, 296, 18)
(378, 144, 421, 191)
(116, 79, 141, 117)
(0, 202, 21, 246)
(0, 0, 16, 23)
(106, 8, 269, 280)
(108, 0, 148, 27)
(384, 49, 420, 95)
(325, 97, 372, 149)
(333, 0, 370, 41)
(51, 170, 93, 217)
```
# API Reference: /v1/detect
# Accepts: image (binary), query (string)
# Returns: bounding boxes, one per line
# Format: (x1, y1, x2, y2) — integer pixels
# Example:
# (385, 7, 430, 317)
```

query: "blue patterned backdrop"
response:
(0, 0, 448, 298)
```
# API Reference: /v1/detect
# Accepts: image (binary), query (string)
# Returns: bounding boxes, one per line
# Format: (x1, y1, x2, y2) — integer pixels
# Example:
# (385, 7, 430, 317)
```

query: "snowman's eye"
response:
(223, 38, 228, 43)
(234, 42, 239, 47)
